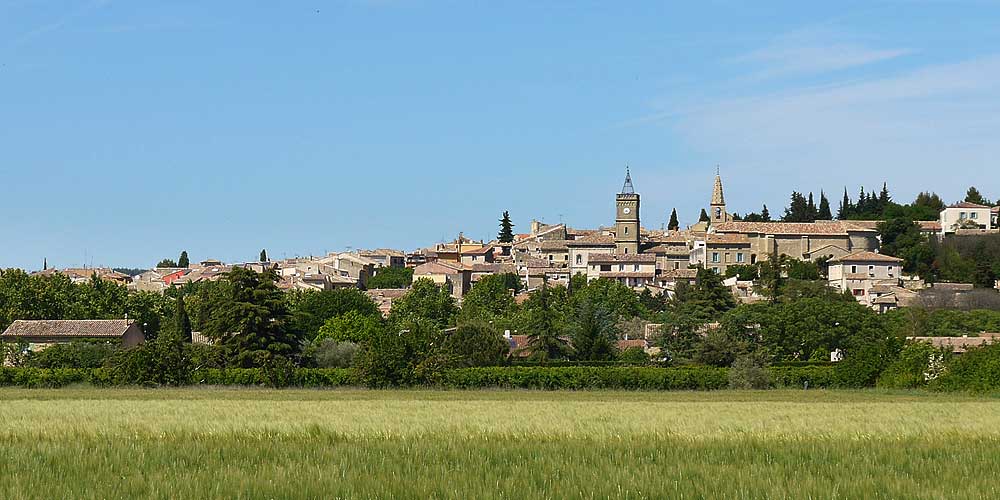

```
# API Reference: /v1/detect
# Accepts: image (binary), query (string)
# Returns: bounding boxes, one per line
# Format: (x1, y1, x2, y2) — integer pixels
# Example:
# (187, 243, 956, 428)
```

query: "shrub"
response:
(353, 319, 442, 387)
(728, 354, 771, 389)
(617, 346, 650, 365)
(833, 338, 902, 388)
(24, 341, 117, 369)
(308, 339, 359, 368)
(437, 366, 729, 390)
(441, 321, 508, 367)
(930, 342, 1000, 392)
(315, 311, 384, 344)
(877, 342, 947, 389)
(768, 365, 837, 388)
(105, 335, 191, 386)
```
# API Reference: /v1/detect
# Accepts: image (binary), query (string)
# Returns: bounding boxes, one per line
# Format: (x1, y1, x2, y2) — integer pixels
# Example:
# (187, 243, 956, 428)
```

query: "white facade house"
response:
(828, 251, 904, 310)
(940, 202, 996, 234)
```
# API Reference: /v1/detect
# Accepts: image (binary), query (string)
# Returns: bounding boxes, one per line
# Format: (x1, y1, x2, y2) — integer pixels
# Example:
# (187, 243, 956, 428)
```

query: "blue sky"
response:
(2, 1, 999, 270)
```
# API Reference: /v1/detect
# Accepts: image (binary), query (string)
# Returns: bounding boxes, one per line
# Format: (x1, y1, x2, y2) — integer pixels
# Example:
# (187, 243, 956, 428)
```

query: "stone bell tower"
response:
(710, 166, 730, 225)
(615, 167, 640, 255)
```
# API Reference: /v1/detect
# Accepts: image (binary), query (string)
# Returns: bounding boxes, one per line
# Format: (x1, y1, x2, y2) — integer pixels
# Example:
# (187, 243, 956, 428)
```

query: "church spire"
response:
(711, 167, 725, 205)
(621, 166, 635, 194)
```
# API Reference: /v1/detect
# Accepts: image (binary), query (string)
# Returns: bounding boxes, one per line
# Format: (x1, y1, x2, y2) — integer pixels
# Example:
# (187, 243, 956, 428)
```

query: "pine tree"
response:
(668, 209, 680, 231)
(878, 182, 891, 211)
(782, 192, 810, 222)
(178, 251, 190, 268)
(699, 209, 710, 222)
(524, 281, 572, 361)
(498, 211, 515, 243)
(260, 249, 268, 262)
(817, 191, 832, 220)
(761, 204, 771, 222)
(965, 186, 989, 206)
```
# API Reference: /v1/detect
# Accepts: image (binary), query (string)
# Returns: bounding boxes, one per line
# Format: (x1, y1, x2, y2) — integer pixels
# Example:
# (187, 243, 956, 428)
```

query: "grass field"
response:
(1, 388, 999, 498)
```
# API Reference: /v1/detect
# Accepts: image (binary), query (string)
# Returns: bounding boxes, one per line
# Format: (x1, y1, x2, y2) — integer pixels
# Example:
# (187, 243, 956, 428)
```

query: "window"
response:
(713, 267, 721, 274)
(971, 212, 978, 219)
(960, 212, 967, 220)
(736, 253, 745, 263)
(624, 247, 629, 254)
(549, 255, 553, 261)
(633, 264, 639, 271)
(711, 252, 720, 263)
(851, 265, 857, 274)
(619, 264, 625, 271)
(725, 253, 731, 263)
(600, 264, 611, 272)
(715, 207, 722, 218)
(853, 289, 865, 296)
(575, 254, 582, 265)
(674, 262, 680, 270)
(623, 226, 628, 234)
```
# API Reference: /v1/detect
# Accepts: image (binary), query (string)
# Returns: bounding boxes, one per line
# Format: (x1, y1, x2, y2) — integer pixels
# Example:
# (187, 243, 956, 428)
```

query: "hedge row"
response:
(437, 366, 730, 390)
(0, 365, 838, 390)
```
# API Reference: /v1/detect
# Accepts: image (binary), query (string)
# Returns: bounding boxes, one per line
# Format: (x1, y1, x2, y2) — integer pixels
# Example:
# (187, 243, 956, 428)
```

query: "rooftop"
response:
(2, 319, 137, 338)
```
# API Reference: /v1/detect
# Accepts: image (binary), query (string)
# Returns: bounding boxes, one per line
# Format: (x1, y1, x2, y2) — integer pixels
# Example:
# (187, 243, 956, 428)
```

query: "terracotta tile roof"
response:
(948, 202, 991, 209)
(641, 244, 690, 256)
(587, 253, 656, 264)
(832, 251, 903, 263)
(462, 246, 493, 255)
(413, 261, 468, 275)
(909, 336, 996, 353)
(527, 267, 571, 277)
(714, 221, 874, 235)
(565, 234, 615, 246)
(658, 268, 698, 280)
(617, 339, 649, 350)
(2, 319, 137, 338)
(705, 233, 751, 245)
(918, 221, 942, 231)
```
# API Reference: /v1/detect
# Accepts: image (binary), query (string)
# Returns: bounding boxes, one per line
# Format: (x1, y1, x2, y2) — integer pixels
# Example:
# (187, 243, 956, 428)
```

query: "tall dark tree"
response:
(668, 208, 680, 231)
(202, 267, 297, 365)
(761, 204, 772, 222)
(523, 282, 572, 361)
(838, 188, 852, 220)
(170, 295, 193, 342)
(965, 186, 989, 206)
(178, 251, 190, 268)
(878, 182, 892, 212)
(817, 191, 833, 220)
(569, 297, 618, 361)
(498, 211, 515, 243)
(782, 192, 811, 222)
(698, 209, 710, 222)
(806, 192, 818, 221)
(913, 192, 945, 212)
(42, 258, 47, 271)
(157, 259, 178, 268)
(260, 249, 268, 262)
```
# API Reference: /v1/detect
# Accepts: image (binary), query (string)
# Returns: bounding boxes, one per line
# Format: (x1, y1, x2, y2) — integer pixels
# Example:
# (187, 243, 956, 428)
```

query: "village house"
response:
(357, 249, 407, 268)
(939, 202, 997, 234)
(35, 267, 132, 285)
(827, 251, 905, 310)
(586, 253, 657, 287)
(1, 319, 144, 352)
(411, 261, 473, 299)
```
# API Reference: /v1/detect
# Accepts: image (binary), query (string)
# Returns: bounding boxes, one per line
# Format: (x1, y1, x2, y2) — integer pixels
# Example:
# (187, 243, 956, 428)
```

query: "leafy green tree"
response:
(683, 267, 737, 319)
(569, 297, 618, 361)
(786, 259, 821, 280)
(157, 259, 178, 268)
(200, 267, 298, 366)
(878, 217, 933, 274)
(168, 295, 193, 342)
(522, 282, 572, 361)
(568, 278, 645, 321)
(316, 310, 384, 344)
(388, 278, 459, 328)
(287, 288, 380, 337)
(498, 211, 515, 243)
(441, 320, 508, 367)
(914, 191, 945, 212)
(178, 251, 190, 268)
(668, 208, 680, 231)
(367, 266, 414, 289)
(725, 264, 758, 282)
(617, 346, 650, 364)
(638, 288, 667, 314)
(353, 317, 442, 387)
(459, 273, 519, 326)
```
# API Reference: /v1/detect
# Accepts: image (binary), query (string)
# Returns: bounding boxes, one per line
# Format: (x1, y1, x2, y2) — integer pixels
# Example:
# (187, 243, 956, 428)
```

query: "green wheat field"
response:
(0, 389, 998, 499)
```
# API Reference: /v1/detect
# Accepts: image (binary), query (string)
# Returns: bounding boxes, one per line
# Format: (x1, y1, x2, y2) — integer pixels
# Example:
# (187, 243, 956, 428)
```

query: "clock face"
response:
(623, 207, 631, 214)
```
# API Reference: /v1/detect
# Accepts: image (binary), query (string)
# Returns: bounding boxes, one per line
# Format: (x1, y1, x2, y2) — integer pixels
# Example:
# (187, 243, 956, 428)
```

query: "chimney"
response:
(504, 329, 512, 340)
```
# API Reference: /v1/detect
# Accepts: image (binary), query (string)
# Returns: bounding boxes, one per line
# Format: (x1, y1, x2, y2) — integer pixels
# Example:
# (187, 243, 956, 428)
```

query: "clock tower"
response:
(615, 168, 640, 255)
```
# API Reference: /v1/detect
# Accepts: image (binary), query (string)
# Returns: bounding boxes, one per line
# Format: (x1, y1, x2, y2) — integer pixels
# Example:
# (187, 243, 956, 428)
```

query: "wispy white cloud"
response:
(731, 28, 912, 80)
(673, 54, 1000, 203)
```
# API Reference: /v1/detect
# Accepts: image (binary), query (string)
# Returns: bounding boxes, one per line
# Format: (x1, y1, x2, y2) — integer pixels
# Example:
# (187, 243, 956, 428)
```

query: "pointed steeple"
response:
(621, 166, 635, 194)
(711, 167, 725, 205)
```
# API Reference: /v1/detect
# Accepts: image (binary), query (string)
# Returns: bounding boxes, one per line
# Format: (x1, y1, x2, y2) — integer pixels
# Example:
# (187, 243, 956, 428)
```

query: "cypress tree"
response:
(260, 249, 268, 262)
(668, 208, 680, 231)
(761, 204, 771, 222)
(698, 209, 710, 222)
(806, 192, 817, 221)
(178, 251, 190, 268)
(498, 211, 515, 243)
(817, 191, 832, 220)
(171, 295, 193, 342)
(838, 188, 852, 220)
